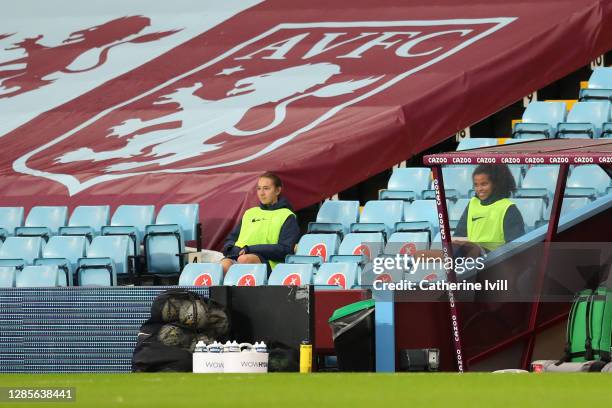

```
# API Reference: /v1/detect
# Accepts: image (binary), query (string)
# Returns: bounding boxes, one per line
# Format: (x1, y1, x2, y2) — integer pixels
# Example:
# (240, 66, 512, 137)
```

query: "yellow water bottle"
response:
(299, 341, 312, 373)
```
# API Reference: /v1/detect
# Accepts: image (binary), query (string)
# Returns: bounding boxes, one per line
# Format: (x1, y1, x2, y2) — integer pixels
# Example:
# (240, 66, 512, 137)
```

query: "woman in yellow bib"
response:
(221, 172, 299, 275)
(453, 164, 525, 253)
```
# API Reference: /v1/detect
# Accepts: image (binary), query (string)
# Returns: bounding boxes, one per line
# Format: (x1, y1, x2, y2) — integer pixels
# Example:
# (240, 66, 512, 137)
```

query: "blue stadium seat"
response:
(314, 262, 359, 290)
(155, 204, 199, 241)
(397, 200, 441, 235)
(15, 206, 68, 241)
(268, 263, 314, 286)
(448, 198, 470, 229)
(515, 165, 559, 202)
(587, 67, 612, 89)
(34, 235, 88, 286)
(579, 88, 612, 103)
(350, 200, 404, 237)
(556, 101, 611, 139)
(59, 205, 110, 242)
(337, 232, 384, 262)
(441, 165, 475, 198)
(77, 236, 131, 285)
(286, 233, 340, 266)
(144, 204, 199, 276)
(508, 165, 523, 187)
(407, 260, 446, 283)
(385, 231, 430, 254)
(0, 236, 44, 268)
(511, 198, 545, 231)
(308, 200, 359, 236)
(0, 207, 24, 242)
(101, 204, 155, 256)
(16, 265, 61, 287)
(379, 167, 431, 200)
(178, 263, 223, 286)
(0, 266, 17, 287)
(566, 165, 611, 198)
(457, 138, 498, 151)
(544, 197, 592, 221)
(513, 102, 567, 139)
(224, 264, 267, 286)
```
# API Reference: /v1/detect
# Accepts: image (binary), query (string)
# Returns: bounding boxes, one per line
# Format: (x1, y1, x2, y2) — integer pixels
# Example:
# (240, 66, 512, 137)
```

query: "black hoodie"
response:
(222, 196, 300, 262)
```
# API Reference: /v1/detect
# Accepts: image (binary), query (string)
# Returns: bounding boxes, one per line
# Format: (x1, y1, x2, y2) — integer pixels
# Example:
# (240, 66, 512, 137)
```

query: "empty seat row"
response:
(513, 101, 612, 139)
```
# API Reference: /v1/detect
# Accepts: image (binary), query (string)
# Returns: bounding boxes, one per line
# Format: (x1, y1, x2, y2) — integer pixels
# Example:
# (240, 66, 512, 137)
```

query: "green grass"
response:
(0, 373, 611, 407)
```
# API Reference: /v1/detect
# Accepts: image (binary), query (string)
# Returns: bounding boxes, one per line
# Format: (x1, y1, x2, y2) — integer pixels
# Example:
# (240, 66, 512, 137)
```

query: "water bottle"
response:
(208, 341, 223, 353)
(224, 340, 240, 353)
(254, 341, 268, 353)
(194, 340, 207, 353)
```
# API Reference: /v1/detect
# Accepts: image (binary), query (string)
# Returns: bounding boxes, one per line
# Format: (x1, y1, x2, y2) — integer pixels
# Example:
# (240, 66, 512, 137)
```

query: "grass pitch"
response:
(1, 373, 611, 407)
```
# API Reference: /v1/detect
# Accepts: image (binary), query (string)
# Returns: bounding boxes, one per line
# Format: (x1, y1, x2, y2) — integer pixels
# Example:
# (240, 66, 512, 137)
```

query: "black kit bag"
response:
(132, 289, 230, 372)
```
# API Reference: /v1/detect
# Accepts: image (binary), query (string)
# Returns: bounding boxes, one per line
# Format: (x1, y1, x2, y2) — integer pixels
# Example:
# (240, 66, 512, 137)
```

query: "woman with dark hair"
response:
(454, 164, 525, 252)
(220, 172, 299, 274)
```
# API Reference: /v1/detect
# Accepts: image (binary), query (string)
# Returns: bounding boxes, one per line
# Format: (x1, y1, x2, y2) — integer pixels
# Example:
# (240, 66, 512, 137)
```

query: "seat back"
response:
(87, 236, 131, 275)
(268, 263, 314, 285)
(588, 67, 612, 89)
(68, 205, 110, 235)
(449, 198, 470, 223)
(338, 233, 384, 261)
(387, 167, 431, 196)
(521, 165, 559, 195)
(78, 258, 115, 286)
(403, 200, 440, 231)
(0, 236, 44, 265)
(442, 166, 474, 197)
(567, 165, 611, 196)
(224, 264, 268, 286)
(385, 232, 430, 254)
(0, 266, 17, 287)
(41, 235, 88, 274)
(110, 205, 156, 243)
(156, 204, 199, 241)
(315, 200, 360, 235)
(511, 198, 545, 230)
(295, 234, 340, 262)
(16, 265, 60, 287)
(25, 206, 68, 234)
(145, 224, 184, 275)
(358, 200, 404, 233)
(522, 101, 567, 129)
(564, 101, 611, 137)
(0, 207, 24, 237)
(457, 138, 498, 151)
(178, 263, 223, 286)
(545, 197, 592, 220)
(314, 262, 358, 289)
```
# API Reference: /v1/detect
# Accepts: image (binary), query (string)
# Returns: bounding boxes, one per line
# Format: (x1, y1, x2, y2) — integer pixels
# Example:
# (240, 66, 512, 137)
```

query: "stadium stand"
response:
(379, 167, 431, 200)
(307, 200, 360, 236)
(34, 235, 88, 286)
(59, 205, 110, 242)
(178, 263, 223, 286)
(313, 262, 359, 290)
(0, 207, 24, 242)
(16, 265, 62, 287)
(512, 101, 567, 139)
(556, 101, 611, 139)
(224, 263, 268, 286)
(15, 206, 68, 241)
(268, 263, 315, 285)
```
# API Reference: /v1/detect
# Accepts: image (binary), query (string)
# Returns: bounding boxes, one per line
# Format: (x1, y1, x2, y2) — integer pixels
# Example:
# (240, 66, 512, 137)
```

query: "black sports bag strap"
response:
(584, 292, 595, 361)
(558, 293, 581, 365)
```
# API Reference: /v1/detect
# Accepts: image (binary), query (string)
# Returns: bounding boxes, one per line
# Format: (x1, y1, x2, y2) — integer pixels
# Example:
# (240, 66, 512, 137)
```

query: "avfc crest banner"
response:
(0, 0, 610, 248)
